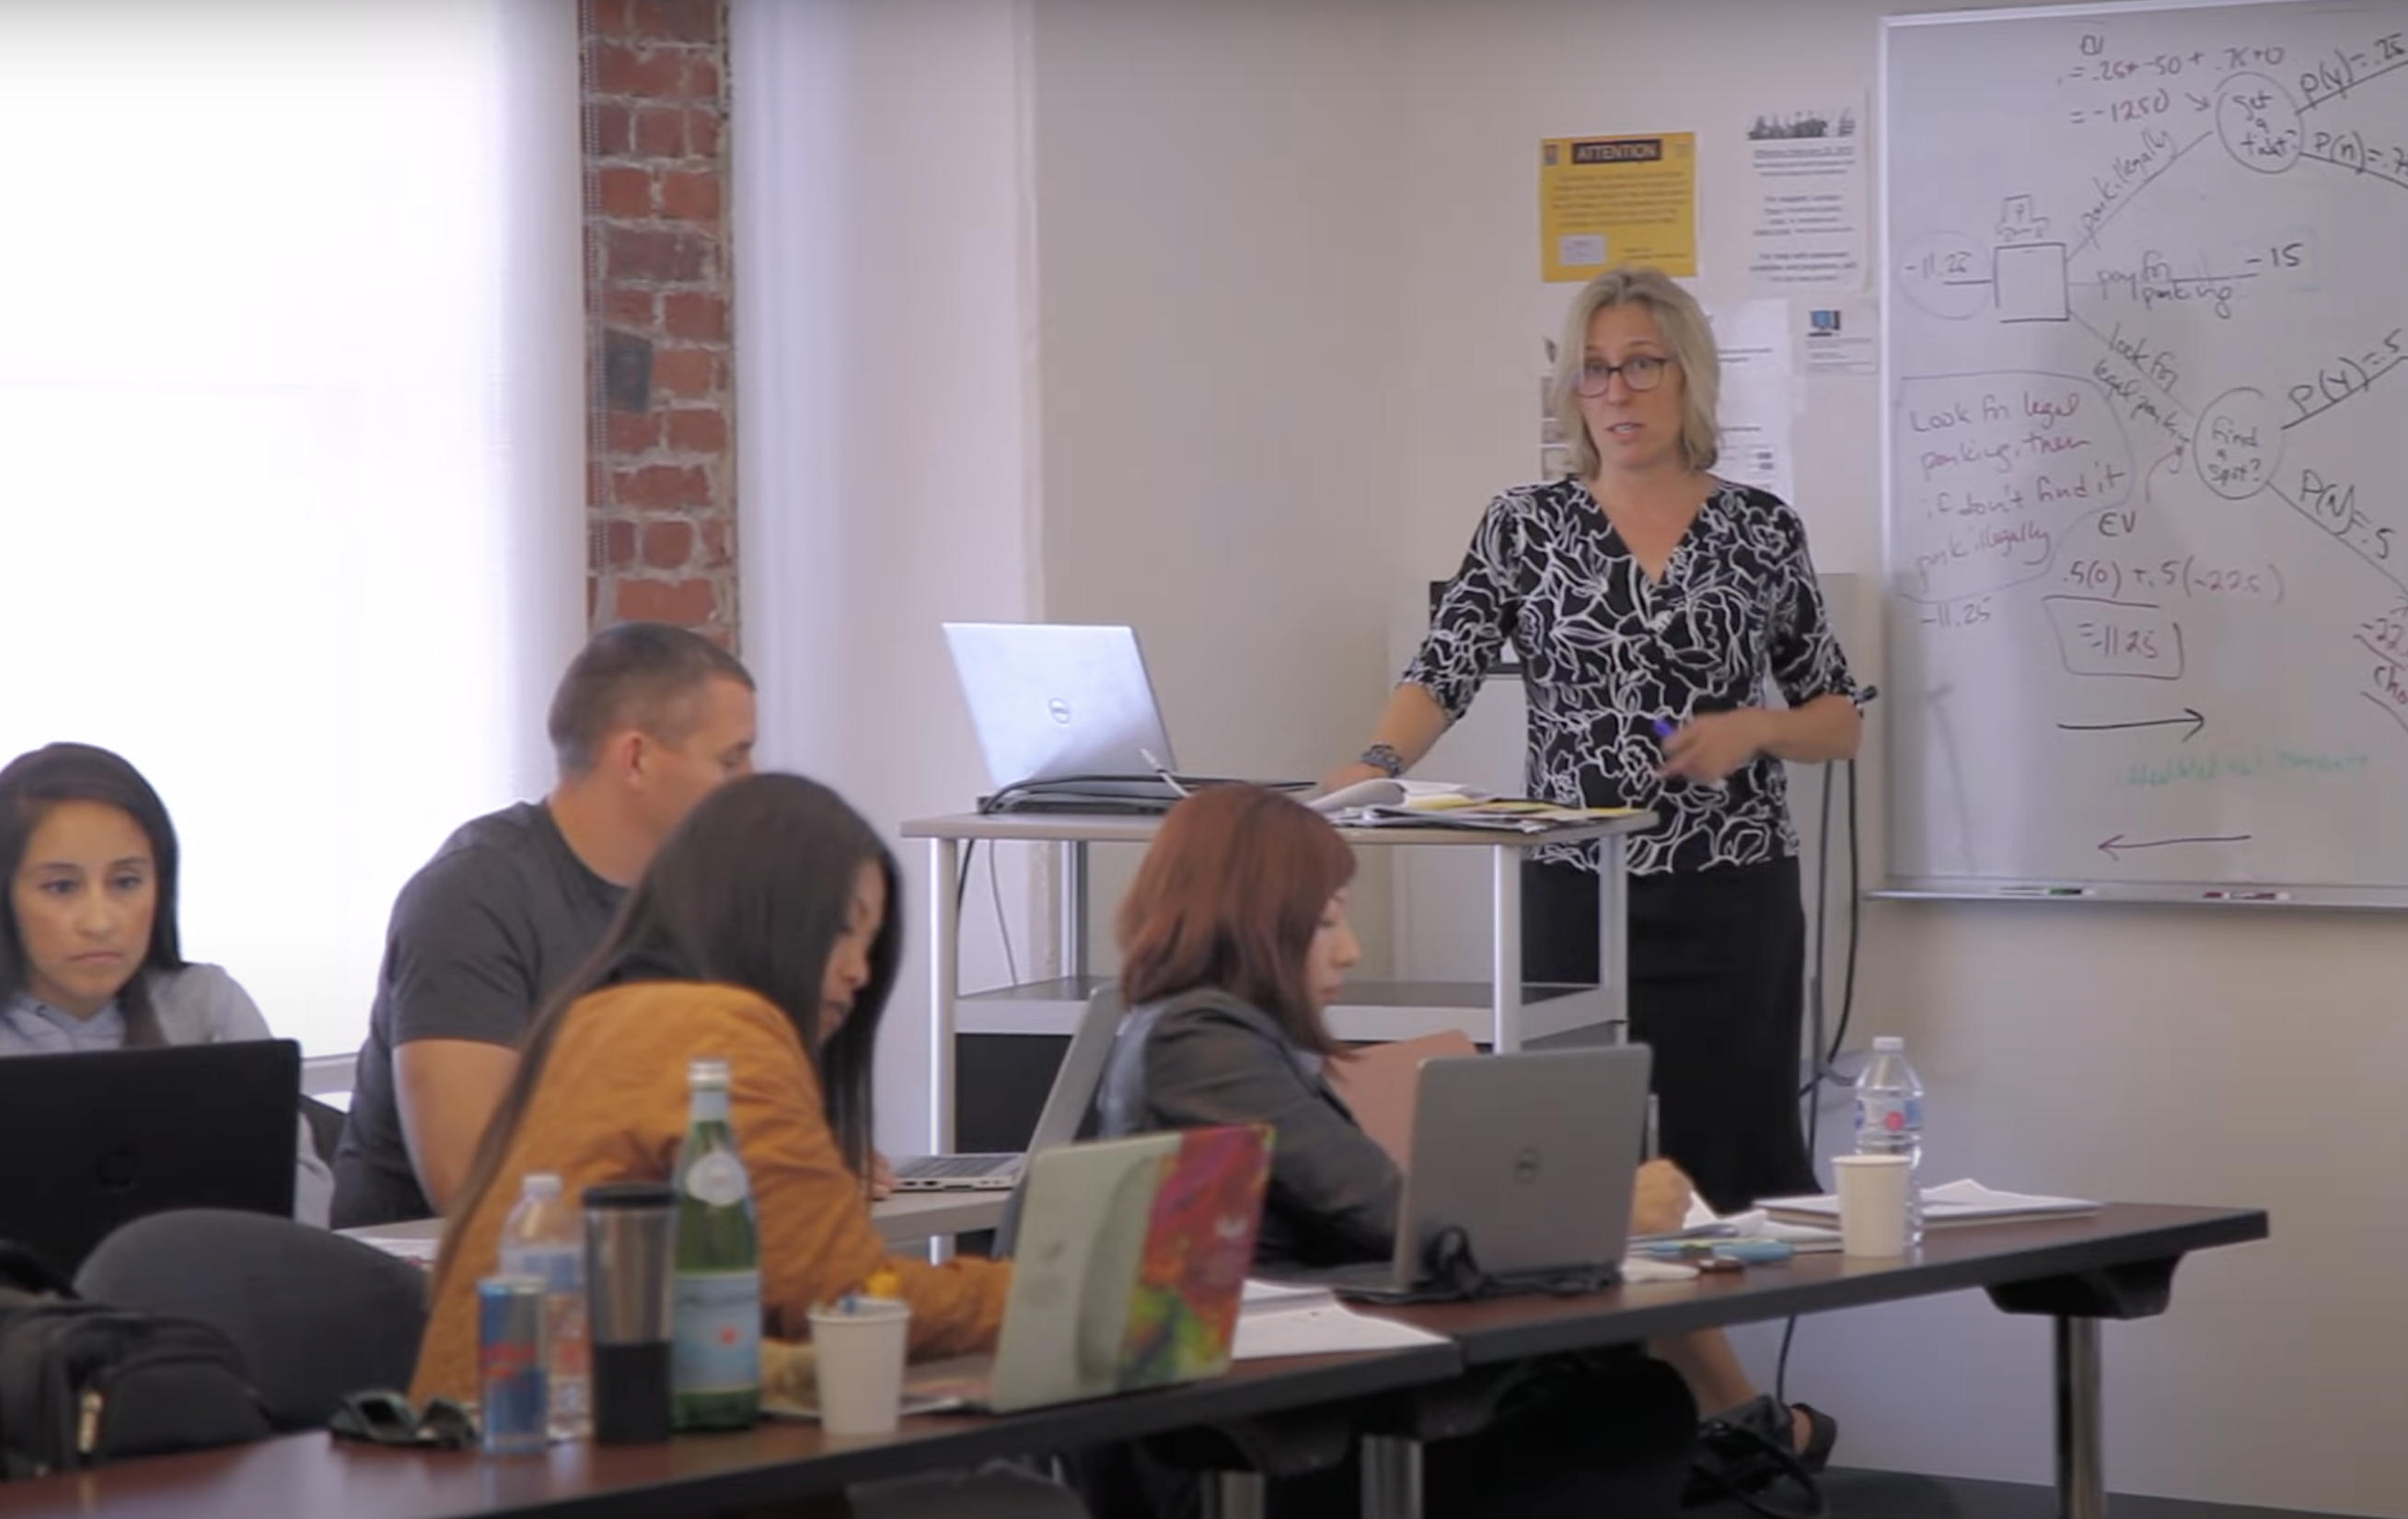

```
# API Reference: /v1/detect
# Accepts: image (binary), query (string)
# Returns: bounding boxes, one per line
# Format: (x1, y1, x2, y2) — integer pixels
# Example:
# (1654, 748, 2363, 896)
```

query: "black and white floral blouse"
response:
(1402, 476, 1858, 876)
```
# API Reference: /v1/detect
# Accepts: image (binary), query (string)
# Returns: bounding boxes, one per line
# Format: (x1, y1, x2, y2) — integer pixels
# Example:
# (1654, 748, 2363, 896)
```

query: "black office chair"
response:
(299, 1096, 346, 1170)
(75, 1209, 429, 1432)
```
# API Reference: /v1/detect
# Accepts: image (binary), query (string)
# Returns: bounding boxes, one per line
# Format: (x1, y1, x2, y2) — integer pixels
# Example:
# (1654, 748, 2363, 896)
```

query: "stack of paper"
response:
(1759, 1178, 2102, 1229)
(1337, 799, 1645, 832)
(1232, 1280, 1449, 1361)
(1309, 778, 1492, 815)
(1641, 1199, 1844, 1252)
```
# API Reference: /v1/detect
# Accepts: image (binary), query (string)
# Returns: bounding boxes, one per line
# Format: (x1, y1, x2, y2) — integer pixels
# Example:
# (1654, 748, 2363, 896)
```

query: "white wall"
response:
(731, 0, 1044, 1154)
(1024, 0, 1418, 970)
(1395, 1, 2404, 1512)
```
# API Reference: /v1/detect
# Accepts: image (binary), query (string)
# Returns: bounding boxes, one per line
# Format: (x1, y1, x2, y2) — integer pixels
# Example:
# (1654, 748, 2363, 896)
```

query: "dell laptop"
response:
(0, 1039, 302, 1274)
(941, 621, 1308, 812)
(1276, 1045, 1652, 1300)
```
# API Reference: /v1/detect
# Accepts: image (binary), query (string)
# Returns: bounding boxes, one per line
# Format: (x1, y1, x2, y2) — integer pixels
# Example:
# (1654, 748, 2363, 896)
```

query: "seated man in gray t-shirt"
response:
(330, 623, 757, 1228)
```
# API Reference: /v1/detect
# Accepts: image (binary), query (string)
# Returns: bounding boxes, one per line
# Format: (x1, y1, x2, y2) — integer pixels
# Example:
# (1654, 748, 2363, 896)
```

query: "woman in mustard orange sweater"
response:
(413, 772, 1011, 1407)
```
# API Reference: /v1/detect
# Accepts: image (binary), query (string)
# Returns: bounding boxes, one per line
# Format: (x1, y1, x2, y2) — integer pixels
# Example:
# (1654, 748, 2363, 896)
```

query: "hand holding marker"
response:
(1652, 716, 1728, 790)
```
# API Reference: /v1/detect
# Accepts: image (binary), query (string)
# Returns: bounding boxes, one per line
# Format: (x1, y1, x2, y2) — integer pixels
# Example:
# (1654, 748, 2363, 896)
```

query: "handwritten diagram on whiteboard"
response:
(1881, 0, 2408, 901)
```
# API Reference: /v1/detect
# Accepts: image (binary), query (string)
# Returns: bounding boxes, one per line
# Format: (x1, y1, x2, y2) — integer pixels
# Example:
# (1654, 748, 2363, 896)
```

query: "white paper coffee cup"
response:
(807, 1298, 913, 1436)
(1832, 1154, 1913, 1257)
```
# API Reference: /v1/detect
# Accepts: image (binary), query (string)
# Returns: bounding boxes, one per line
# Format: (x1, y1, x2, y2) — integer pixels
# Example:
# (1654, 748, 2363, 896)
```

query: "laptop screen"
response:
(942, 622, 1177, 789)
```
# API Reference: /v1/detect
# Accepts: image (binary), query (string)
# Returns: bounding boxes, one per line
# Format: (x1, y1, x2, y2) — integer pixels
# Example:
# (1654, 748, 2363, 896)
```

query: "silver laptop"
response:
(942, 622, 1177, 805)
(1279, 1045, 1652, 1299)
(904, 1124, 1269, 1414)
(889, 988, 1125, 1191)
(941, 621, 1309, 811)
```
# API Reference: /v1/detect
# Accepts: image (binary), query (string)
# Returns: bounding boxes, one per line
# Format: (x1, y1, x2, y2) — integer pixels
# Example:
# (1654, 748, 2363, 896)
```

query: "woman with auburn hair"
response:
(1094, 784, 1832, 1516)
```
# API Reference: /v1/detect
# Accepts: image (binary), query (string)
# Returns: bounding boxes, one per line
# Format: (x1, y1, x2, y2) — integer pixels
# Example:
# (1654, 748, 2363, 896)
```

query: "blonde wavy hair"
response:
(1548, 265, 1721, 478)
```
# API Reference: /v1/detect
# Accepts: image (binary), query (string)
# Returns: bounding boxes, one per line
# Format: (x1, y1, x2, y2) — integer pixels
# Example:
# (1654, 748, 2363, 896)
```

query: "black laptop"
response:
(0, 1040, 301, 1275)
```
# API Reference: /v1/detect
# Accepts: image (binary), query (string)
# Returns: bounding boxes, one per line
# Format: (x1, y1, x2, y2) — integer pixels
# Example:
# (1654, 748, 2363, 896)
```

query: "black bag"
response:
(1684, 1393, 1830, 1519)
(0, 1241, 272, 1478)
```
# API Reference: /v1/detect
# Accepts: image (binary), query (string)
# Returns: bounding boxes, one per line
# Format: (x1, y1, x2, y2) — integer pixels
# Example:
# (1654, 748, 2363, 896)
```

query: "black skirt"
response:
(1522, 854, 1818, 1215)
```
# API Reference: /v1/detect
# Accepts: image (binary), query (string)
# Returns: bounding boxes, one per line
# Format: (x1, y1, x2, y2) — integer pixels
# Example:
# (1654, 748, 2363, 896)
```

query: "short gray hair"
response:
(1548, 266, 1721, 478)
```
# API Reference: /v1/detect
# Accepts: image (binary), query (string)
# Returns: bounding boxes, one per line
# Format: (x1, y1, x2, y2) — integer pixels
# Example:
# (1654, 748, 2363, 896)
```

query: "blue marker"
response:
(1652, 717, 1726, 788)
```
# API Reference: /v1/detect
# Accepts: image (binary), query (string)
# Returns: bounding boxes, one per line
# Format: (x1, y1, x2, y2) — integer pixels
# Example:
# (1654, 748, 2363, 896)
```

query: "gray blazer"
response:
(1094, 989, 1400, 1271)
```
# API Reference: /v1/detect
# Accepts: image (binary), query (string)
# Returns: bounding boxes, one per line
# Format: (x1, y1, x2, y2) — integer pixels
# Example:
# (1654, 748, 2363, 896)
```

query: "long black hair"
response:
(443, 772, 902, 1256)
(0, 743, 186, 1045)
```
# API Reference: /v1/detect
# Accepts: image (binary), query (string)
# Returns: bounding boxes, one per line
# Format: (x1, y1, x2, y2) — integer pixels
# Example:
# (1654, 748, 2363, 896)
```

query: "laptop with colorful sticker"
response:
(908, 1123, 1272, 1414)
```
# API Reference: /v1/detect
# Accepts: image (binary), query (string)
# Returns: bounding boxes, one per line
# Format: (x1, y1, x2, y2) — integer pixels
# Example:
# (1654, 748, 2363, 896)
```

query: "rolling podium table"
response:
(897, 809, 1656, 1155)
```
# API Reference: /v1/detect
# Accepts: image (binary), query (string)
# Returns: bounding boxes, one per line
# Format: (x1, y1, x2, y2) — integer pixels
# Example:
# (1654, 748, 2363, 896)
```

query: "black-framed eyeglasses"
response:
(329, 1389, 479, 1451)
(1575, 354, 1674, 397)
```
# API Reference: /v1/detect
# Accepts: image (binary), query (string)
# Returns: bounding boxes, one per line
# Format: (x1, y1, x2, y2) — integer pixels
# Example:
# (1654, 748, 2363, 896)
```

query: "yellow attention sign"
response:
(1538, 133, 1697, 282)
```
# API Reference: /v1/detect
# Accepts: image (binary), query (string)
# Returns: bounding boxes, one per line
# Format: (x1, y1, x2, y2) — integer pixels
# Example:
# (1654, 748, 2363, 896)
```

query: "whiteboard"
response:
(1880, 0, 2408, 907)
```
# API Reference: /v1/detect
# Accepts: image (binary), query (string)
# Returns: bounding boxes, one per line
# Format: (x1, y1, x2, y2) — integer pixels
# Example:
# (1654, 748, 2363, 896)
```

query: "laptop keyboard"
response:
(899, 1154, 1019, 1178)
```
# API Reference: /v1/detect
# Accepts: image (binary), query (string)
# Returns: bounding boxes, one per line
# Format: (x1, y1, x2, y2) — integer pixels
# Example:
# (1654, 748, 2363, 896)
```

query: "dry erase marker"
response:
(1998, 885, 2095, 898)
(1651, 718, 1728, 789)
(2202, 889, 2288, 902)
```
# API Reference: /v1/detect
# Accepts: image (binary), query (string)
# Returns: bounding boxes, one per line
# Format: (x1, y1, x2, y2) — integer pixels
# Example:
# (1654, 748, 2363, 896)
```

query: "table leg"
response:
(1360, 1433, 1424, 1519)
(1488, 846, 1523, 1051)
(1599, 834, 1628, 1043)
(1204, 1471, 1268, 1519)
(924, 837, 960, 1155)
(2055, 1315, 2105, 1519)
(1058, 840, 1088, 986)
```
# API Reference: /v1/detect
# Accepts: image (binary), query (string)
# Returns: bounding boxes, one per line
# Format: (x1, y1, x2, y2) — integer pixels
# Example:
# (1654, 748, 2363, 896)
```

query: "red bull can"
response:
(478, 1274, 549, 1455)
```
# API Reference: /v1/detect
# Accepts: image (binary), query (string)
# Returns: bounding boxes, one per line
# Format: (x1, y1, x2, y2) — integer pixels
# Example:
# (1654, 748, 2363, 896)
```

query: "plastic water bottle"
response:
(1852, 1036, 1926, 1245)
(498, 1172, 591, 1440)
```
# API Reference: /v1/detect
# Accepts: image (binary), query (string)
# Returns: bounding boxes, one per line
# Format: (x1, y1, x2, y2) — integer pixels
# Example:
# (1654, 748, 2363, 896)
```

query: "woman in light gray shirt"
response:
(0, 742, 331, 1226)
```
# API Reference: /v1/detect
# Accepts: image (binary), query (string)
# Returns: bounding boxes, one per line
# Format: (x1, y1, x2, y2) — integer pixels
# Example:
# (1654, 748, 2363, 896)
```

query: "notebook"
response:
(1761, 1177, 2102, 1229)
(1321, 1029, 1477, 1167)
(887, 988, 1125, 1192)
(1232, 1279, 1449, 1361)
(909, 1124, 1272, 1413)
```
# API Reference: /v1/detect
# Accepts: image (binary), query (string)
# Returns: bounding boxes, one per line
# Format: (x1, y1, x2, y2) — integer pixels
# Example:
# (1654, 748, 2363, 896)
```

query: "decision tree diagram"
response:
(1886, 15, 2408, 872)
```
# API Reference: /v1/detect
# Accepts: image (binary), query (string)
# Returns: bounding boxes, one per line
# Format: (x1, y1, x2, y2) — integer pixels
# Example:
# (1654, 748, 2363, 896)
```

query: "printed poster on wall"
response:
(1538, 133, 1697, 282)
(1800, 295, 1878, 376)
(1697, 296, 1797, 505)
(1738, 97, 1868, 290)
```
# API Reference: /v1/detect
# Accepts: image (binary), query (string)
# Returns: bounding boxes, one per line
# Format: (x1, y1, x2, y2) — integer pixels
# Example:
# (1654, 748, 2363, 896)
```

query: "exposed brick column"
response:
(580, 0, 737, 644)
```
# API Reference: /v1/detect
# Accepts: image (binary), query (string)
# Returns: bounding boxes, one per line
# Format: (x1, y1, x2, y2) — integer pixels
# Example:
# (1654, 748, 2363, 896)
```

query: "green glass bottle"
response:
(670, 1057, 761, 1432)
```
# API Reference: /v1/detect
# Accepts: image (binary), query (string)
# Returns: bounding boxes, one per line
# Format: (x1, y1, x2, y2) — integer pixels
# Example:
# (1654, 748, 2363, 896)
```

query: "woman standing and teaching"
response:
(1327, 266, 1863, 1214)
